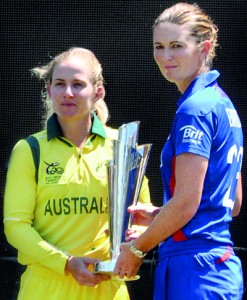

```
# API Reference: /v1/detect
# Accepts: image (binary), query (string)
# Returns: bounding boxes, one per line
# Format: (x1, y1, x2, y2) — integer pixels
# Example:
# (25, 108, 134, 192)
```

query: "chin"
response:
(163, 75, 176, 83)
(57, 112, 77, 119)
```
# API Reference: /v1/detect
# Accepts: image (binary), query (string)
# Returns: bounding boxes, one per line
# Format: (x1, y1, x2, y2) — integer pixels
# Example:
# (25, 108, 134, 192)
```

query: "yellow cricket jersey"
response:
(4, 114, 151, 288)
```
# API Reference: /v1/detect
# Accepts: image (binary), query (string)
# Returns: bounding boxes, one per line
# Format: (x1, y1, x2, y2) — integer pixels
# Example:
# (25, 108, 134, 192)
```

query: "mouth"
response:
(164, 65, 177, 70)
(61, 103, 76, 107)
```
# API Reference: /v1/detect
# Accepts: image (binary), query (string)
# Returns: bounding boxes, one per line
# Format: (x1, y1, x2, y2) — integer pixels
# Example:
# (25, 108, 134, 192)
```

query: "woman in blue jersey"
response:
(114, 3, 244, 299)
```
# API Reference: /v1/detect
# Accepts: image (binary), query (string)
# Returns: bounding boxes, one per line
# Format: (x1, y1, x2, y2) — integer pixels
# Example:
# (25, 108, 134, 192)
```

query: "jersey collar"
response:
(47, 113, 107, 141)
(177, 70, 220, 108)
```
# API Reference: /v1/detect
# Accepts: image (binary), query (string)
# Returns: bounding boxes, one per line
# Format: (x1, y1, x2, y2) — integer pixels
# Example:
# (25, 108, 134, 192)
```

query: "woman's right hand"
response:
(65, 256, 110, 286)
(128, 203, 160, 226)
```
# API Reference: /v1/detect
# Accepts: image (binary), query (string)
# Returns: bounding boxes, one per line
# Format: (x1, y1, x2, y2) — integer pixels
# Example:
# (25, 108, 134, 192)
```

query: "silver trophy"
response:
(94, 121, 152, 280)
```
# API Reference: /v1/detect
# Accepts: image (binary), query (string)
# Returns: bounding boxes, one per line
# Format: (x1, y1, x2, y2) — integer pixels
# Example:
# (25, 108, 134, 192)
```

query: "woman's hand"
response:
(113, 241, 143, 279)
(128, 203, 160, 226)
(65, 256, 110, 286)
(125, 227, 142, 241)
(124, 203, 161, 241)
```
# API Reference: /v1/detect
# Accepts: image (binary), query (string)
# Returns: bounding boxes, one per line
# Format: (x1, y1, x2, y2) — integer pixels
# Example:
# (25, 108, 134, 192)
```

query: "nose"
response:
(155, 48, 173, 61)
(63, 85, 74, 97)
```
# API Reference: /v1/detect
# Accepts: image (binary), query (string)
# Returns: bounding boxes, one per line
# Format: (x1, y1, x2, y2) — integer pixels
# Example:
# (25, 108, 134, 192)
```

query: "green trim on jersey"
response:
(25, 113, 106, 183)
(47, 113, 106, 141)
(25, 135, 40, 183)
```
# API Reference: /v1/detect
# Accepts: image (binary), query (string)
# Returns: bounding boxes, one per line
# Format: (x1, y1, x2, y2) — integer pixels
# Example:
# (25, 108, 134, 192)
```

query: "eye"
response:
(171, 43, 182, 49)
(154, 44, 164, 50)
(55, 82, 64, 86)
(74, 82, 83, 87)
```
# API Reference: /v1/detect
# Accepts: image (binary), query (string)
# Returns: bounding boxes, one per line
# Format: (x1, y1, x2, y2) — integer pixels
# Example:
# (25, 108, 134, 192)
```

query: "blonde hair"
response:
(153, 2, 218, 69)
(31, 47, 109, 126)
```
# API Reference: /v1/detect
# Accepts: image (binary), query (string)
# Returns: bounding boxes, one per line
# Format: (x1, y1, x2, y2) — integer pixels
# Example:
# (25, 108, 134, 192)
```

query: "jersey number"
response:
(222, 145, 243, 209)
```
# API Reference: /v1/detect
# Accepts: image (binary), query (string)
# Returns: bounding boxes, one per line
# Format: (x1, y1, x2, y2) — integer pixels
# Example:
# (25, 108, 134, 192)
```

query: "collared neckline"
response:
(177, 70, 220, 108)
(47, 113, 107, 141)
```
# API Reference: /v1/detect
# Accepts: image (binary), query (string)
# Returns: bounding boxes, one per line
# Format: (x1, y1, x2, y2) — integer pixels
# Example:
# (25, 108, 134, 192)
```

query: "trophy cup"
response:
(94, 121, 152, 280)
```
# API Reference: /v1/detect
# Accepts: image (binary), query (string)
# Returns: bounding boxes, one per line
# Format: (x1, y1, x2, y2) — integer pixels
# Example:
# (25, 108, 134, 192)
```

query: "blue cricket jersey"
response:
(160, 70, 243, 254)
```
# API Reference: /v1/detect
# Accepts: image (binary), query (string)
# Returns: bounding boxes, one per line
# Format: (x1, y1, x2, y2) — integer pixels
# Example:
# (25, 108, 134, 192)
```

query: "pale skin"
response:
(47, 55, 109, 286)
(232, 172, 242, 217)
(47, 56, 104, 149)
(153, 22, 210, 93)
(113, 22, 243, 279)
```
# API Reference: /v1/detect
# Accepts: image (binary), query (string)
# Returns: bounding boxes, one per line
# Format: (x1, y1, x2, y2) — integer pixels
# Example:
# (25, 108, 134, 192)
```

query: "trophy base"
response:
(94, 260, 140, 281)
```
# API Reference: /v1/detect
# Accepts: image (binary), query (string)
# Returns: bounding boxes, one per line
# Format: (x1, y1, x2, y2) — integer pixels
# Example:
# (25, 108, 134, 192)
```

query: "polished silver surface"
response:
(94, 121, 151, 280)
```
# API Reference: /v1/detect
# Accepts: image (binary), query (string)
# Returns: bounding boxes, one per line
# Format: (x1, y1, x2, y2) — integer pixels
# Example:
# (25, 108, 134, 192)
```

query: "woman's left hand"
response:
(113, 242, 143, 279)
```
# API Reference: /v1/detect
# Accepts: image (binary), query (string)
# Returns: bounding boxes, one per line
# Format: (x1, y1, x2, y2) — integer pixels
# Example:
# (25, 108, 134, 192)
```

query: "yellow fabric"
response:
(4, 116, 151, 299)
(18, 265, 129, 300)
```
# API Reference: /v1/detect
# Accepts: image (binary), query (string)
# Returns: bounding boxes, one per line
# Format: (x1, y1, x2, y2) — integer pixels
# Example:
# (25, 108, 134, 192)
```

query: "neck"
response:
(178, 67, 210, 94)
(58, 115, 92, 148)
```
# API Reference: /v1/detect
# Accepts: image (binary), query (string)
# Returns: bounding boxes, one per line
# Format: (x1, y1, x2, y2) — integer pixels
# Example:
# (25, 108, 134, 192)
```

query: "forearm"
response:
(113, 199, 189, 279)
(232, 172, 242, 217)
(133, 196, 196, 253)
(4, 220, 69, 275)
(134, 154, 207, 252)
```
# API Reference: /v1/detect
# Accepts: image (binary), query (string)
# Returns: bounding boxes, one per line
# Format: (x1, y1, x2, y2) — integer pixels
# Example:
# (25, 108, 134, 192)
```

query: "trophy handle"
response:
(128, 143, 152, 228)
(118, 121, 140, 148)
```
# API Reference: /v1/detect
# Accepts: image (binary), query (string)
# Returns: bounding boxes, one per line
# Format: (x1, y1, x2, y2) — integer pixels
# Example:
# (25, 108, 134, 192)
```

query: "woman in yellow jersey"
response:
(4, 47, 152, 300)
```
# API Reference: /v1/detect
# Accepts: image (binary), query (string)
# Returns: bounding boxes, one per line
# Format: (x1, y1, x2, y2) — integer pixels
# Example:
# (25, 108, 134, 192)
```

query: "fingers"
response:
(82, 257, 100, 265)
(67, 257, 110, 286)
(125, 228, 141, 241)
(128, 203, 146, 213)
(115, 267, 137, 279)
(128, 204, 155, 218)
(113, 243, 142, 279)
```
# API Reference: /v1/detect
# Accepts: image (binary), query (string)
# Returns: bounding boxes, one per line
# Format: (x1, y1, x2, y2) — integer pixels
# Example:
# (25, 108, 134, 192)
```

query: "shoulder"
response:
(12, 130, 47, 153)
(178, 84, 222, 116)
